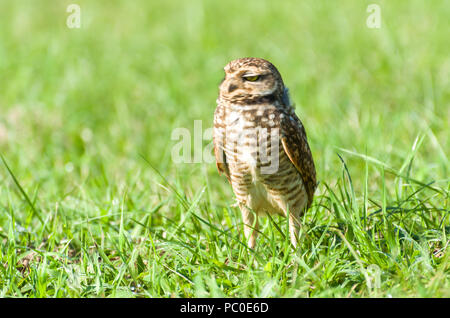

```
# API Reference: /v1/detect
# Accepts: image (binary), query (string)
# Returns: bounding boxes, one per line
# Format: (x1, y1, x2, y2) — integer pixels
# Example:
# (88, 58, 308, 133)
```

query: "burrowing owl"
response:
(213, 57, 316, 249)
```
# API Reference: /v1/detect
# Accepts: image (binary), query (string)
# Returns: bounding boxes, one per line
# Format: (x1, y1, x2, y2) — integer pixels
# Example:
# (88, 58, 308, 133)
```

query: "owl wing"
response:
(280, 112, 317, 208)
(213, 104, 231, 183)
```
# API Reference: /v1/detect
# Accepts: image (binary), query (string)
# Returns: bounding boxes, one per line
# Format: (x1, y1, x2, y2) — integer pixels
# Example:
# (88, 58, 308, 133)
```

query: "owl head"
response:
(219, 57, 285, 102)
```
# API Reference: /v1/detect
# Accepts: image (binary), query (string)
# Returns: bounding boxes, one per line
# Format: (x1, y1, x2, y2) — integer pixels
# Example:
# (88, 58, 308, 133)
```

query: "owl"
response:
(213, 57, 316, 249)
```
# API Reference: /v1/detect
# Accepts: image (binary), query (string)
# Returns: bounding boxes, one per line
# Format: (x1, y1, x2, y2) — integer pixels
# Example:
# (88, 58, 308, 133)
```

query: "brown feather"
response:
(280, 114, 317, 208)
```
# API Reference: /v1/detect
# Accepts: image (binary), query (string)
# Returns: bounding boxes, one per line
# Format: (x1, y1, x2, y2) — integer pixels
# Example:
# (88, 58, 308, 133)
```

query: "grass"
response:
(0, 0, 449, 297)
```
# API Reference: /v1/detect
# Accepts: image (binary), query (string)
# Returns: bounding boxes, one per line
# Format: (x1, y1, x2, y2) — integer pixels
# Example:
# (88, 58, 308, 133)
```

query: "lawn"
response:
(0, 0, 449, 297)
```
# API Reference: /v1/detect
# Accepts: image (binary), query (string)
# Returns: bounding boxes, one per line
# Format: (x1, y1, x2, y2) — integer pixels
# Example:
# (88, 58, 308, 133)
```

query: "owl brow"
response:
(242, 73, 268, 79)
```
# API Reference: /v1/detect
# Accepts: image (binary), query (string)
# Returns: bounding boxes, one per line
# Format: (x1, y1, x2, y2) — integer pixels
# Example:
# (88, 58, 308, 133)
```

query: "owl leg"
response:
(239, 204, 259, 249)
(272, 197, 302, 248)
(288, 212, 301, 248)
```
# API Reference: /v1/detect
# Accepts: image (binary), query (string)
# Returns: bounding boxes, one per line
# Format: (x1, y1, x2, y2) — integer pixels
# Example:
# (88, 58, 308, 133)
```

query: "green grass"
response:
(0, 0, 449, 297)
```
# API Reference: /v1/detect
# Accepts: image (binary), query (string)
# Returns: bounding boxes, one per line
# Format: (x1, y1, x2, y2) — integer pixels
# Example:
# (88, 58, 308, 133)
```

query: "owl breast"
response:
(223, 105, 308, 216)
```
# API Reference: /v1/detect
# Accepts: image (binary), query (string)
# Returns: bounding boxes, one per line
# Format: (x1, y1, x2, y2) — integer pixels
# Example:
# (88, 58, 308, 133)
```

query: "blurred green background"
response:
(1, 0, 448, 190)
(0, 0, 449, 297)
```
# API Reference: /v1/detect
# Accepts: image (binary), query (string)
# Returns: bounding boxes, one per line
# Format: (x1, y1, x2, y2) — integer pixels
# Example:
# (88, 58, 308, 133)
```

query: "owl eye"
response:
(243, 75, 260, 82)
